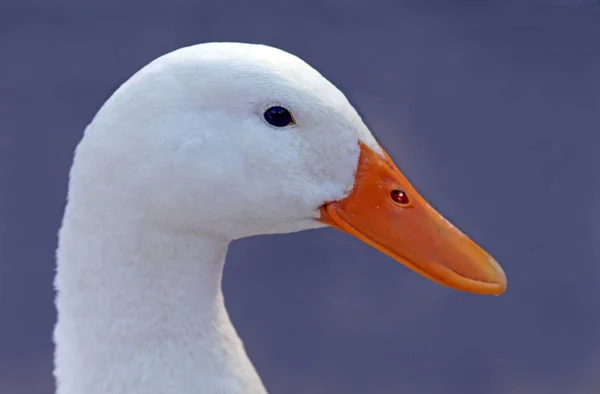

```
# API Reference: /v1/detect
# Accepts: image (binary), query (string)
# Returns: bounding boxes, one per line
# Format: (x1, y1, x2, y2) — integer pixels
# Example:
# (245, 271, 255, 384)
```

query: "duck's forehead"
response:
(198, 42, 315, 73)
(162, 42, 384, 155)
(212, 44, 384, 156)
(171, 43, 334, 93)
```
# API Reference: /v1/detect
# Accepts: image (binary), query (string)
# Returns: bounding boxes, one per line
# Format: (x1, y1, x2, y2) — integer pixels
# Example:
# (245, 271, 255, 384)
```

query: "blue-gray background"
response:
(1, 1, 599, 393)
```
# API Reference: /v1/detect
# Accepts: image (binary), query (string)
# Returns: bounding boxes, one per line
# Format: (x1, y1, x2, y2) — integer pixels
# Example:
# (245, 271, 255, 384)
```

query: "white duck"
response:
(53, 42, 506, 394)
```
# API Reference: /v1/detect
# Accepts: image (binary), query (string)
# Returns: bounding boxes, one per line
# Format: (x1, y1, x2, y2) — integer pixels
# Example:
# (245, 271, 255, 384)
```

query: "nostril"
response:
(390, 189, 409, 205)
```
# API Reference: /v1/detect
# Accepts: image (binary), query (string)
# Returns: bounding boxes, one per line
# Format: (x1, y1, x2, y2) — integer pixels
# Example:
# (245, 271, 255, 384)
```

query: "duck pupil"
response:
(391, 189, 409, 205)
(264, 106, 293, 127)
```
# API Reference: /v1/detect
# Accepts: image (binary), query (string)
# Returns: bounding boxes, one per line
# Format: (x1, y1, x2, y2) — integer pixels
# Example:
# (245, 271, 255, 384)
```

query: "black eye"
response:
(264, 106, 295, 127)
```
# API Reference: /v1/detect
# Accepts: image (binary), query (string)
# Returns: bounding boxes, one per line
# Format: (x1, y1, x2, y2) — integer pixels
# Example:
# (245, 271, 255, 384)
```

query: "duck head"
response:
(85, 42, 506, 295)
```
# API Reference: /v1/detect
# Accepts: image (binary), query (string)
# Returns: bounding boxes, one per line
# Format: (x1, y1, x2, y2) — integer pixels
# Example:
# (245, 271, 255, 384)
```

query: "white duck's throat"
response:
(54, 206, 267, 394)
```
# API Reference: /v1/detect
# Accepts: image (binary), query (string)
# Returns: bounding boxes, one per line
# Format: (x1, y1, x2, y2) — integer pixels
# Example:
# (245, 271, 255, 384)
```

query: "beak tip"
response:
(456, 272, 507, 296)
(488, 256, 507, 295)
(492, 279, 507, 296)
(482, 276, 507, 297)
(468, 276, 506, 296)
(457, 255, 507, 296)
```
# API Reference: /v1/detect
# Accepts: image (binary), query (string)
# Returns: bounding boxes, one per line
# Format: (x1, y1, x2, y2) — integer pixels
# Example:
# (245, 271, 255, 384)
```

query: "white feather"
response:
(54, 42, 384, 394)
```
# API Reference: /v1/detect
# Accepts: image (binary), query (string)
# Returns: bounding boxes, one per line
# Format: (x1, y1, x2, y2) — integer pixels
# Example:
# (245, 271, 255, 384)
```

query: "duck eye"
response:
(264, 106, 295, 127)
(390, 189, 410, 205)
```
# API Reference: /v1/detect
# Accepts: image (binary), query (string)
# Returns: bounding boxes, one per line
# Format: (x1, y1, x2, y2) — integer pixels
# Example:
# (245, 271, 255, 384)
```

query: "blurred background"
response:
(1, 1, 599, 393)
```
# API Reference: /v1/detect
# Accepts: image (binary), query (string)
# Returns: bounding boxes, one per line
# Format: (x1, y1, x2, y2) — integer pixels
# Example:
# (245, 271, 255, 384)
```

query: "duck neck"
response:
(53, 203, 268, 394)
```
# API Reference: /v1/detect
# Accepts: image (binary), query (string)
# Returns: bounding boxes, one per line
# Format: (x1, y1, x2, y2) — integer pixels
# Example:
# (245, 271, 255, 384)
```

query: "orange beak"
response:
(319, 143, 506, 295)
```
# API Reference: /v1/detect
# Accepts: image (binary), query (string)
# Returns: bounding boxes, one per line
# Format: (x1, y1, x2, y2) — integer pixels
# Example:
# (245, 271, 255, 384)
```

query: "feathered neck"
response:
(53, 173, 268, 394)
